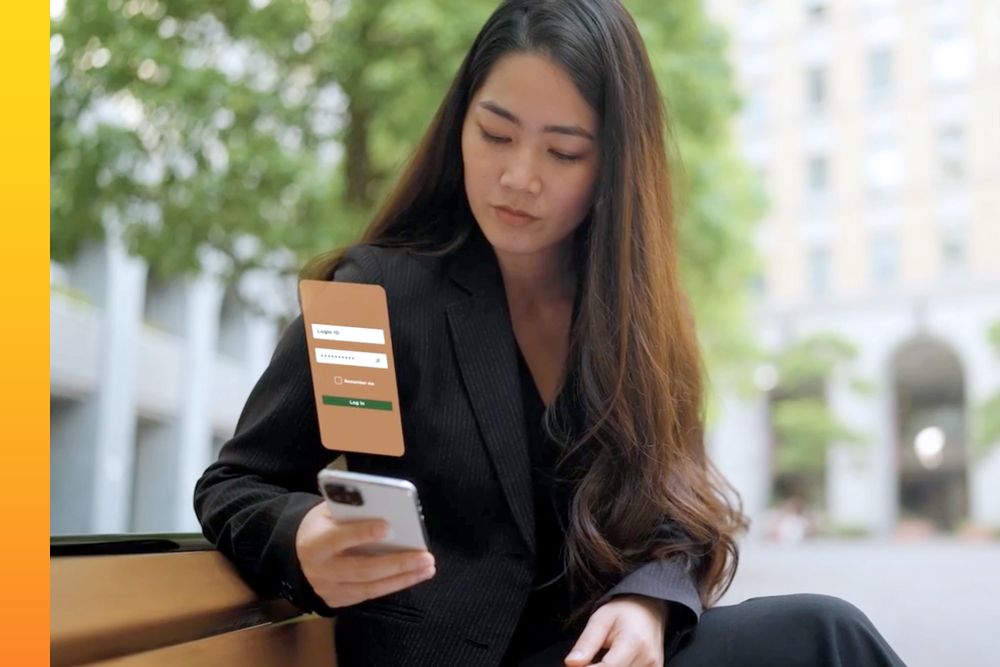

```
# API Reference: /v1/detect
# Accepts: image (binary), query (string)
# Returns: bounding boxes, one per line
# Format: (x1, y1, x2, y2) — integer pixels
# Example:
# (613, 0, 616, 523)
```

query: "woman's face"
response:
(461, 52, 600, 261)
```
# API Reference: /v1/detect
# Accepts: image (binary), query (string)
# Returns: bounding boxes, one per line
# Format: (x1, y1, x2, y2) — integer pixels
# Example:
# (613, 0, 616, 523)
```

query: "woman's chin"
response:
(480, 227, 544, 256)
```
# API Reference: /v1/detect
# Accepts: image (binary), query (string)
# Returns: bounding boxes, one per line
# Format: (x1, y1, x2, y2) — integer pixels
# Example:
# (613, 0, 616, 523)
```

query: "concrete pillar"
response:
(961, 326, 1000, 525)
(876, 357, 903, 536)
(826, 372, 863, 532)
(51, 248, 103, 535)
(708, 391, 772, 535)
(826, 347, 898, 537)
(172, 274, 224, 530)
(90, 236, 148, 533)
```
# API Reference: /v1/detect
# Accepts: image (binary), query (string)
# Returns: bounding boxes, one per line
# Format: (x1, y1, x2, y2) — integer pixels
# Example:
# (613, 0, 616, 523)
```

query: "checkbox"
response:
(334, 376, 343, 385)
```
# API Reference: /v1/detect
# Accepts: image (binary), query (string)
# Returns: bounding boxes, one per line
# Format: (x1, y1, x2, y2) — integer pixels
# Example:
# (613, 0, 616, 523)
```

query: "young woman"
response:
(195, 1, 907, 665)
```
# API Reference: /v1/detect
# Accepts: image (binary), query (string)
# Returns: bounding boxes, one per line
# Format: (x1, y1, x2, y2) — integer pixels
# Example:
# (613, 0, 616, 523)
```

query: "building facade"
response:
(705, 0, 1000, 537)
(50, 236, 288, 534)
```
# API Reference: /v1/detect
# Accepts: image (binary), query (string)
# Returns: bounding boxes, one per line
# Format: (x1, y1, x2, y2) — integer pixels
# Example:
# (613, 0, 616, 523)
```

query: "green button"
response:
(323, 395, 393, 411)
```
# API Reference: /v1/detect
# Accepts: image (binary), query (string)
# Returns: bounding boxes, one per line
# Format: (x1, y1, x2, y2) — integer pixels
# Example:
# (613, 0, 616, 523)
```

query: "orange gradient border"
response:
(1, 1, 49, 664)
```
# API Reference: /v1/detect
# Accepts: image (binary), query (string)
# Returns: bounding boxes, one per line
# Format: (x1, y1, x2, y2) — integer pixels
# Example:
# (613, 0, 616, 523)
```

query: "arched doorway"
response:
(891, 337, 968, 531)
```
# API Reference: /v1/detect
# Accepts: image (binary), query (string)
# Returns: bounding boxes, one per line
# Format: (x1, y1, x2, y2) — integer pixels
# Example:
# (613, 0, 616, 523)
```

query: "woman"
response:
(195, 1, 907, 665)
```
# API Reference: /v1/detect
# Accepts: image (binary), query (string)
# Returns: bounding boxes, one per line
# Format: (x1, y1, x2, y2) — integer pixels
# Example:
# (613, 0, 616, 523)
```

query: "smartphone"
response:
(317, 468, 430, 555)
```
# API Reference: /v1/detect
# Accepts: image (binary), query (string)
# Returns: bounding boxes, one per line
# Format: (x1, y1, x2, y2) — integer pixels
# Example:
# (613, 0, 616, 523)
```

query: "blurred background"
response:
(50, 1, 999, 664)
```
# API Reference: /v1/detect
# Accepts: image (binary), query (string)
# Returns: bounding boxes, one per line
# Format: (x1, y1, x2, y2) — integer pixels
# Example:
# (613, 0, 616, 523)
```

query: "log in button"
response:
(323, 395, 393, 411)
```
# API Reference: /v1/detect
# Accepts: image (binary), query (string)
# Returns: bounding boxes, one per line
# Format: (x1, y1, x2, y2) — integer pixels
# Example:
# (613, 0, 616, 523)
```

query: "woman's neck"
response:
(494, 242, 577, 314)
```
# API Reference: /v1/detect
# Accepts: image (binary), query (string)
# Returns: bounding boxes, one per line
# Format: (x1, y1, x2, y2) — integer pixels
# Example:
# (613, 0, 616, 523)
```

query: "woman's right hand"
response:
(294, 501, 436, 609)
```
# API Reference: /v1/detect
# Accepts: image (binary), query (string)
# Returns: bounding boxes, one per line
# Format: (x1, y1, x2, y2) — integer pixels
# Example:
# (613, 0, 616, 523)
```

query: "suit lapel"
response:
(444, 222, 536, 555)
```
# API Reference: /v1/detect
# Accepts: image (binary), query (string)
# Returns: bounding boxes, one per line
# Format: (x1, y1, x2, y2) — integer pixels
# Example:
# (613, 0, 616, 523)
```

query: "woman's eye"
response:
(480, 129, 510, 144)
(550, 151, 581, 163)
(480, 127, 581, 163)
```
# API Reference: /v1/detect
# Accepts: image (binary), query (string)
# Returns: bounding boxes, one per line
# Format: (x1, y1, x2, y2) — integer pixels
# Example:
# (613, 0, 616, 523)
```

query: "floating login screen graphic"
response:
(299, 279, 405, 456)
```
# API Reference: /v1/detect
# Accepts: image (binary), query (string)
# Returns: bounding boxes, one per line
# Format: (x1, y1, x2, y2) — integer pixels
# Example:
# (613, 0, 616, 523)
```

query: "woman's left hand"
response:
(564, 594, 667, 666)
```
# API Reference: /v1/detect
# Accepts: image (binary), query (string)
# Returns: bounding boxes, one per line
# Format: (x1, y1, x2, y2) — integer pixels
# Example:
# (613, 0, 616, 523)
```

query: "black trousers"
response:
(515, 594, 908, 666)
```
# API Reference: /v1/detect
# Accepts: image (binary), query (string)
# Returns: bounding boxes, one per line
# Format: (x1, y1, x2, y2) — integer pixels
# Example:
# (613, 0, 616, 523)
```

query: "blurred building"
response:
(50, 238, 287, 534)
(706, 0, 1000, 537)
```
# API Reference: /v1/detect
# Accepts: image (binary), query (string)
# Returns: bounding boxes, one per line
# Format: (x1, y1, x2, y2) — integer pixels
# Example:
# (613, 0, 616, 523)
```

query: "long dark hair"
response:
(305, 0, 747, 622)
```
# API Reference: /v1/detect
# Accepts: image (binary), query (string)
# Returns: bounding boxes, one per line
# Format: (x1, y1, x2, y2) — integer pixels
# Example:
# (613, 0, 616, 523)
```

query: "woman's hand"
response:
(294, 501, 436, 608)
(564, 595, 668, 667)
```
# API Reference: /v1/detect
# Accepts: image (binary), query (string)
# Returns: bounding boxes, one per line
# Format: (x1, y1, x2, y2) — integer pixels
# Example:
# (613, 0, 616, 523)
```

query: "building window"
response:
(806, 66, 827, 113)
(807, 154, 829, 196)
(931, 33, 973, 85)
(742, 0, 772, 43)
(217, 287, 248, 361)
(871, 232, 899, 286)
(940, 226, 966, 276)
(937, 124, 966, 183)
(143, 272, 185, 337)
(863, 0, 897, 10)
(865, 138, 904, 198)
(805, 0, 828, 23)
(807, 245, 831, 297)
(868, 48, 892, 101)
(752, 164, 769, 196)
(743, 90, 768, 127)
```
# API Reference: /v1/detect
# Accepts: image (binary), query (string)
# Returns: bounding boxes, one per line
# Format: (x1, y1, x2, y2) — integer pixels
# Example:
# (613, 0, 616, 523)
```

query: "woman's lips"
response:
(493, 205, 538, 226)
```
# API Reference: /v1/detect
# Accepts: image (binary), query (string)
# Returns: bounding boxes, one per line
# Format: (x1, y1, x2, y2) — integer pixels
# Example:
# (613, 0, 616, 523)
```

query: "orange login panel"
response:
(299, 279, 405, 457)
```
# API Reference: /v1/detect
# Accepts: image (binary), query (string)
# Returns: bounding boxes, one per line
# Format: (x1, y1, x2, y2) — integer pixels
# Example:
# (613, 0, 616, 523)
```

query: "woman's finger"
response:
(327, 519, 391, 554)
(593, 633, 639, 667)
(338, 564, 436, 605)
(565, 611, 614, 666)
(332, 550, 435, 583)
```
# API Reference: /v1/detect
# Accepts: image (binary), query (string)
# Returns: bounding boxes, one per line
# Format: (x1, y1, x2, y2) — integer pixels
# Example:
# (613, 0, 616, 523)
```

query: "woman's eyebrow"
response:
(478, 100, 595, 141)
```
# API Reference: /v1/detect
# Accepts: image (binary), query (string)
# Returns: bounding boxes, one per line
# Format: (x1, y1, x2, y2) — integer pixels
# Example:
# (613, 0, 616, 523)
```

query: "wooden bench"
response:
(51, 535, 337, 666)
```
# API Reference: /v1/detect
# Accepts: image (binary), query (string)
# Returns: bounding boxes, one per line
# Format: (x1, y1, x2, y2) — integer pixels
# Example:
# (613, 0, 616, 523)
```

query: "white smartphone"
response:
(317, 468, 430, 555)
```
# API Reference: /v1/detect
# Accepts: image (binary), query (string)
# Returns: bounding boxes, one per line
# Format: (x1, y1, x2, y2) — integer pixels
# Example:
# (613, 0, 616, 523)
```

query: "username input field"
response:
(311, 323, 385, 345)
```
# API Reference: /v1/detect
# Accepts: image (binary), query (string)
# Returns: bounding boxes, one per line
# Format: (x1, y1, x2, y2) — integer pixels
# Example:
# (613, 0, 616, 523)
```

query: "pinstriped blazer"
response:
(194, 219, 702, 667)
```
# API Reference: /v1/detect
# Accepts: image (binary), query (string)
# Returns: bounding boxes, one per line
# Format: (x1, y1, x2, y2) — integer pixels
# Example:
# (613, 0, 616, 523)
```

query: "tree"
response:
(51, 0, 760, 371)
(974, 320, 1000, 460)
(767, 334, 869, 479)
(51, 1, 496, 276)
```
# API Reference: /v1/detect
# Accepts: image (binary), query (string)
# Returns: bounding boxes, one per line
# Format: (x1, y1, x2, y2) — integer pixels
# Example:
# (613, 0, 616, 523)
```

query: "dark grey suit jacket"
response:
(194, 223, 702, 666)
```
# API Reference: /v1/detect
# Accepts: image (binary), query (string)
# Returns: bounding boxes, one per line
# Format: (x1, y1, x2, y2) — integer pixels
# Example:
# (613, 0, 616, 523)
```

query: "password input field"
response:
(315, 348, 389, 369)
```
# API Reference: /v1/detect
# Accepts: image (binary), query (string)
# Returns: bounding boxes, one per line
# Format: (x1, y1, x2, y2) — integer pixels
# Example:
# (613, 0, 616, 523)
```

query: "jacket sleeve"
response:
(594, 521, 704, 633)
(193, 245, 381, 616)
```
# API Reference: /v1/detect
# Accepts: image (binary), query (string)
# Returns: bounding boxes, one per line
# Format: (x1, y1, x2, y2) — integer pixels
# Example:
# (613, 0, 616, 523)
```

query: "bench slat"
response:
(77, 615, 338, 667)
(52, 550, 302, 666)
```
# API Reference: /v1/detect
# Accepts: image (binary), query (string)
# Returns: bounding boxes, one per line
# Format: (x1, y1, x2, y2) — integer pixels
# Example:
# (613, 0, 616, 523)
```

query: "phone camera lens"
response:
(328, 483, 364, 506)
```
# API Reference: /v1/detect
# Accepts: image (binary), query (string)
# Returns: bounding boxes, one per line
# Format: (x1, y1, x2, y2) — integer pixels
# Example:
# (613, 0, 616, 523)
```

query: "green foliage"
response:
(51, 282, 92, 306)
(772, 398, 865, 474)
(775, 334, 860, 393)
(974, 394, 1000, 459)
(52, 0, 496, 280)
(52, 0, 760, 371)
(630, 0, 765, 376)
(821, 523, 872, 540)
(769, 333, 868, 475)
(988, 320, 1000, 349)
(973, 319, 1000, 460)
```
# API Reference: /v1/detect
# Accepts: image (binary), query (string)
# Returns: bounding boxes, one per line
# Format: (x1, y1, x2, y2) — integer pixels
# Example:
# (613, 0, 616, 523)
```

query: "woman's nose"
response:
(499, 149, 541, 195)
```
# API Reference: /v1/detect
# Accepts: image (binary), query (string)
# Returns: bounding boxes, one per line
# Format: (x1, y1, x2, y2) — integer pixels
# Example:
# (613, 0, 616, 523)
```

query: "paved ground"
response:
(715, 539, 1000, 667)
